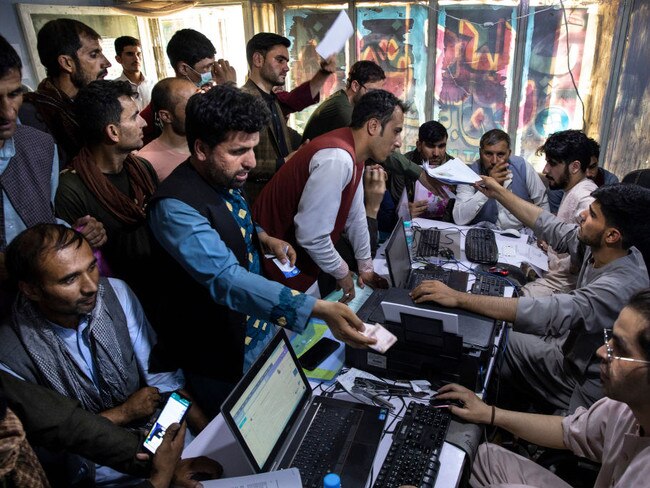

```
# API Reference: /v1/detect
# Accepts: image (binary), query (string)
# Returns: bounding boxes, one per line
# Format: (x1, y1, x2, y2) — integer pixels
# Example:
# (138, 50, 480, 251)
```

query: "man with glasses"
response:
(412, 182, 650, 412)
(431, 288, 650, 487)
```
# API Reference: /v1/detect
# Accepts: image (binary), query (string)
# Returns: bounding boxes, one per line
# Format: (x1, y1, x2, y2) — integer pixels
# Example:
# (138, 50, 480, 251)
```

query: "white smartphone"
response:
(143, 391, 191, 454)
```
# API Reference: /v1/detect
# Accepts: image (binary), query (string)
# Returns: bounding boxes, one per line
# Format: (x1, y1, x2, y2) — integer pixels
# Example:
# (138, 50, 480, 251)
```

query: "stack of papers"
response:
(424, 158, 481, 185)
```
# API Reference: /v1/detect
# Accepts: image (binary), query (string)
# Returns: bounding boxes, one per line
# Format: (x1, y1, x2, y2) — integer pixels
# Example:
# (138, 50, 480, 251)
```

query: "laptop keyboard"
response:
(290, 403, 363, 487)
(373, 402, 451, 488)
(408, 267, 451, 289)
(471, 274, 506, 296)
(465, 228, 499, 264)
(414, 228, 441, 258)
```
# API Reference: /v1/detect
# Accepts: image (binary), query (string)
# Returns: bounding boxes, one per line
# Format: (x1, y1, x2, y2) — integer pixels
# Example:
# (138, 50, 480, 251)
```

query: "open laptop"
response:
(221, 330, 387, 488)
(387, 218, 469, 292)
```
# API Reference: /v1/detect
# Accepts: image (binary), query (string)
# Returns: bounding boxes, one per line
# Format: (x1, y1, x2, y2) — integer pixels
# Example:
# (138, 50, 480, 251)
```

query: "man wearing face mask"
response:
(19, 19, 112, 167)
(138, 29, 237, 146)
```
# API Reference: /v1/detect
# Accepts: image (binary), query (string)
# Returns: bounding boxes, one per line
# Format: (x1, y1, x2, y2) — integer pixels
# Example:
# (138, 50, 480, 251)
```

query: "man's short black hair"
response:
(592, 183, 650, 251)
(0, 35, 22, 79)
(6, 224, 85, 286)
(185, 83, 270, 153)
(246, 32, 290, 67)
(166, 29, 216, 72)
(114, 36, 140, 57)
(587, 137, 600, 159)
(480, 129, 510, 149)
(346, 61, 385, 89)
(538, 130, 592, 172)
(350, 90, 409, 130)
(626, 289, 650, 362)
(37, 19, 100, 77)
(418, 121, 447, 145)
(75, 80, 135, 146)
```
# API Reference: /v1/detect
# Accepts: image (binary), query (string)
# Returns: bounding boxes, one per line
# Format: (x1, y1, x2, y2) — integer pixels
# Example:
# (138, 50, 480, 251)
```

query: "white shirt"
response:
(115, 72, 155, 111)
(453, 158, 549, 229)
(294, 148, 372, 279)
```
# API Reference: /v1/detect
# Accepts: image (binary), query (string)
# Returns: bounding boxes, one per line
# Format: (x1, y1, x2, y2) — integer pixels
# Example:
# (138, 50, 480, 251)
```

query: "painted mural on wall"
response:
(356, 4, 428, 139)
(434, 6, 516, 163)
(284, 8, 347, 133)
(517, 7, 591, 169)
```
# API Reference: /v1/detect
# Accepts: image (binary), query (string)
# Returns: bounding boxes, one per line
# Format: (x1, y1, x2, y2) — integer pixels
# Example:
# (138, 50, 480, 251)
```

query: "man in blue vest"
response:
(453, 129, 548, 229)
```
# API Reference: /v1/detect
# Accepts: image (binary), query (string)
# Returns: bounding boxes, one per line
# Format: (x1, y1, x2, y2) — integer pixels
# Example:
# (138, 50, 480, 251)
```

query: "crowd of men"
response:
(1, 16, 650, 488)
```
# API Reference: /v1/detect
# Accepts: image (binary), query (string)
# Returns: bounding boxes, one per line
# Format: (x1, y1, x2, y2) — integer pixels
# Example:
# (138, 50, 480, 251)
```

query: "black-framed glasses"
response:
(603, 329, 650, 365)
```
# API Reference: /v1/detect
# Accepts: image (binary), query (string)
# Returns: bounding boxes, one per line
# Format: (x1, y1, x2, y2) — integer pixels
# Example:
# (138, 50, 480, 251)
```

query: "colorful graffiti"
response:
(356, 5, 428, 147)
(434, 7, 516, 162)
(284, 8, 347, 132)
(517, 7, 590, 169)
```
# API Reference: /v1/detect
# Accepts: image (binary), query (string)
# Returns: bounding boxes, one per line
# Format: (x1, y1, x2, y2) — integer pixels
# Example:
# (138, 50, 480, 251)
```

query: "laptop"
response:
(387, 218, 469, 292)
(221, 330, 388, 488)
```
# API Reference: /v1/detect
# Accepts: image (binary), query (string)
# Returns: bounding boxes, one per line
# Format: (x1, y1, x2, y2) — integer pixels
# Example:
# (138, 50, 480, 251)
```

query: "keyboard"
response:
(471, 274, 506, 296)
(373, 402, 451, 488)
(290, 403, 363, 488)
(407, 265, 451, 289)
(465, 228, 499, 264)
(414, 228, 441, 258)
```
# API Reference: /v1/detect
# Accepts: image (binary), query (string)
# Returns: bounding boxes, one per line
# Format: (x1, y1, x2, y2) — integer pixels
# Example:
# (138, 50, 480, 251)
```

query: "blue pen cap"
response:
(323, 473, 341, 488)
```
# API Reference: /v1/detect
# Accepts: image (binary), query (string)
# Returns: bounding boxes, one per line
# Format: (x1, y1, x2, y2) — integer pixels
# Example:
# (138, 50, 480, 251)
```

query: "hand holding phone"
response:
(143, 392, 191, 454)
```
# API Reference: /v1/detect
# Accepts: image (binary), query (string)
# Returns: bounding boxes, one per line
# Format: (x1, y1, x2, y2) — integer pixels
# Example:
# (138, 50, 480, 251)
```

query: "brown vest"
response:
(253, 128, 363, 291)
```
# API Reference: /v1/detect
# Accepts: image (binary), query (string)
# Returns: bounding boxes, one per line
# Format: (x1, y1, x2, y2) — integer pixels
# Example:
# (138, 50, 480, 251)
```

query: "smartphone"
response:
(298, 337, 340, 371)
(143, 391, 191, 454)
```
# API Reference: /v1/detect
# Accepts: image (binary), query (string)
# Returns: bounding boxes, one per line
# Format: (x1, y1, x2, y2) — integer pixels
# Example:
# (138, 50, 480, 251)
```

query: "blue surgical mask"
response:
(185, 64, 213, 87)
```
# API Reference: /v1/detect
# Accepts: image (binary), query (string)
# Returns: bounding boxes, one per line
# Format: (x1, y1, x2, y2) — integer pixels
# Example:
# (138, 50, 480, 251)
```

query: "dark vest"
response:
(0, 125, 56, 246)
(252, 128, 363, 291)
(0, 277, 138, 394)
(148, 161, 259, 380)
(469, 155, 531, 225)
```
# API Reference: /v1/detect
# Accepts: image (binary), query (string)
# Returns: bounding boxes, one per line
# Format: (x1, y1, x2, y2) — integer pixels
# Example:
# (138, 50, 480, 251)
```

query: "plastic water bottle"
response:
(403, 220, 414, 257)
(323, 473, 341, 488)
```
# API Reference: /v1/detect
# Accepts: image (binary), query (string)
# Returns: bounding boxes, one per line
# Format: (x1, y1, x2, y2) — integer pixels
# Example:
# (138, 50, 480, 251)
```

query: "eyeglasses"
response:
(603, 329, 650, 365)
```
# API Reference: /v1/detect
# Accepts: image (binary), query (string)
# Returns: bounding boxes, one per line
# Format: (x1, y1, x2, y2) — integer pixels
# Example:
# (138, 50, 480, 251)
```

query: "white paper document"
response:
(201, 468, 302, 488)
(316, 10, 354, 58)
(424, 158, 481, 185)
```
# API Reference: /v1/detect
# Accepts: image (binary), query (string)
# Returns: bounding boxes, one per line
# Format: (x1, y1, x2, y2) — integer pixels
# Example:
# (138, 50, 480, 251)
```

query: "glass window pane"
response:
(433, 4, 517, 162)
(516, 4, 598, 170)
(283, 5, 349, 133)
(356, 2, 429, 151)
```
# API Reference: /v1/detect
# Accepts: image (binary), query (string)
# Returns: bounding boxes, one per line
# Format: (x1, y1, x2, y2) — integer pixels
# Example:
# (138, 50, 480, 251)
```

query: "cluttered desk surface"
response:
(182, 218, 537, 487)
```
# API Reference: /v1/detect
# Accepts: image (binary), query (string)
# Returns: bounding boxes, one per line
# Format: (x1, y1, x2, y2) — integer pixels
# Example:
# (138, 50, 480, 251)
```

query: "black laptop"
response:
(221, 330, 388, 488)
(387, 218, 469, 291)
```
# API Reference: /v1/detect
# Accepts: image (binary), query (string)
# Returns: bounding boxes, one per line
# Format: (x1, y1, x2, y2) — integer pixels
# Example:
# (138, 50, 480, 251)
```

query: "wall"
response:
(0, 0, 109, 87)
(604, 0, 650, 178)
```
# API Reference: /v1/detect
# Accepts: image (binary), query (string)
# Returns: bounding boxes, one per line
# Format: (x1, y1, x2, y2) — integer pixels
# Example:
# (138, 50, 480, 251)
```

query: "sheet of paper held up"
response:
(201, 468, 302, 488)
(316, 10, 354, 59)
(424, 158, 482, 185)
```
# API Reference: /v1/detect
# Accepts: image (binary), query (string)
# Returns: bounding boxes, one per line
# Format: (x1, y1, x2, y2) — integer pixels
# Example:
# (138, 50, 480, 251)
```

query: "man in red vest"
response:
(253, 90, 406, 301)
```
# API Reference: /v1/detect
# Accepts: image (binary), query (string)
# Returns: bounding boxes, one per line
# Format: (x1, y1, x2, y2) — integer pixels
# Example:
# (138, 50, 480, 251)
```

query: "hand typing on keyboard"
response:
(409, 280, 462, 308)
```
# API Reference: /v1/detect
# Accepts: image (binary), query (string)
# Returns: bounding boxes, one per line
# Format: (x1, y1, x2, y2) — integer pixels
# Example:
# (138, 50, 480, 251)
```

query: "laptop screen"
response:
(222, 332, 309, 471)
(386, 218, 411, 288)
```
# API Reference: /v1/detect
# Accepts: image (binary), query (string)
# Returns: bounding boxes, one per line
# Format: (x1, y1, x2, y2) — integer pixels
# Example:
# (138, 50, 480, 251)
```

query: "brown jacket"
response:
(240, 79, 295, 203)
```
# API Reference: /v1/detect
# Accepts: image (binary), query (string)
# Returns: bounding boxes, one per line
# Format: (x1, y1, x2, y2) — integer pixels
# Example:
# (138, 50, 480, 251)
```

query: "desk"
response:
(182, 379, 468, 488)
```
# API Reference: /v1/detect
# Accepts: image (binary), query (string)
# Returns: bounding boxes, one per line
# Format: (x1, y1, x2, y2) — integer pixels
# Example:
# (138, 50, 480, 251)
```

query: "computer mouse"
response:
(429, 398, 464, 408)
(499, 228, 521, 238)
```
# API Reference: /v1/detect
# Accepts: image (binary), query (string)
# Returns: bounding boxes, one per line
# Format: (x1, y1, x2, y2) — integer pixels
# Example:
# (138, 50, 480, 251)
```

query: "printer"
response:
(347, 287, 499, 392)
